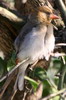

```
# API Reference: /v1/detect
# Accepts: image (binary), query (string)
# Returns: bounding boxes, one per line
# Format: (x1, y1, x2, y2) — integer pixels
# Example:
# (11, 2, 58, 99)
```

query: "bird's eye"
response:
(46, 12, 51, 15)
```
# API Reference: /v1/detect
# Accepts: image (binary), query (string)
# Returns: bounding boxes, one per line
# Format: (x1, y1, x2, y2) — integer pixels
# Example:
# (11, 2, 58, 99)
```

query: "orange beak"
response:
(50, 14, 59, 19)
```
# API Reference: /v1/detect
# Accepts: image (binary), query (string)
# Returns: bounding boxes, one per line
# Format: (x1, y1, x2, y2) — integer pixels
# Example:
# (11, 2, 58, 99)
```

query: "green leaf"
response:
(7, 51, 16, 71)
(25, 76, 38, 91)
(33, 67, 47, 81)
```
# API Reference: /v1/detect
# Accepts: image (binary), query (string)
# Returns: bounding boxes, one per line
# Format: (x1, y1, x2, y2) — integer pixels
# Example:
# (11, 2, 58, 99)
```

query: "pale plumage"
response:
(14, 6, 59, 91)
(14, 24, 47, 91)
(44, 24, 55, 60)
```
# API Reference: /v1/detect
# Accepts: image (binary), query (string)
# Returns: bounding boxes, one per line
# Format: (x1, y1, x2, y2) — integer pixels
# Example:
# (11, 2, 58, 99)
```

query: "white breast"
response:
(44, 24, 55, 60)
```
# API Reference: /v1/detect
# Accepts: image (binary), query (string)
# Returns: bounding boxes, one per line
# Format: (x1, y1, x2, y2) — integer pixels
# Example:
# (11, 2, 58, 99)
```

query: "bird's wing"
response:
(14, 22, 36, 52)
(16, 25, 47, 61)
(14, 23, 48, 91)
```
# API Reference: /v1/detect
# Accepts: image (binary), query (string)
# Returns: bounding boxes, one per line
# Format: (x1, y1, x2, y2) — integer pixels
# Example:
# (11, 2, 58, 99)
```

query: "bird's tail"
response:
(14, 61, 28, 91)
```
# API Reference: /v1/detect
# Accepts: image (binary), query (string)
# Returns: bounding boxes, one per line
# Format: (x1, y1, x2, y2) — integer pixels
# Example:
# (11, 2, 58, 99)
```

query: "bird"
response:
(14, 5, 59, 91)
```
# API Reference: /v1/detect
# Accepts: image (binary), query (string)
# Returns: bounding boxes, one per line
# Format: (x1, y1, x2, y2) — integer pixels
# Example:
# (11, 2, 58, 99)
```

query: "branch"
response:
(58, 59, 66, 90)
(0, 58, 29, 82)
(0, 58, 29, 98)
(0, 6, 23, 22)
(55, 0, 66, 26)
(0, 6, 26, 30)
(0, 70, 17, 99)
(41, 89, 66, 100)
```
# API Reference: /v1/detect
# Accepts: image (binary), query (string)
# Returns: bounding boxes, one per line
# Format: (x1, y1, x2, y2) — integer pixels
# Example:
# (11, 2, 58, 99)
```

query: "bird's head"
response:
(37, 6, 59, 24)
(30, 5, 59, 25)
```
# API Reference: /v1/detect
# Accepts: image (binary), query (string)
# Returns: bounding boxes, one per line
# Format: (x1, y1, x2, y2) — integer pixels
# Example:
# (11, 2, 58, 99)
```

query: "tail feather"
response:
(14, 62, 28, 91)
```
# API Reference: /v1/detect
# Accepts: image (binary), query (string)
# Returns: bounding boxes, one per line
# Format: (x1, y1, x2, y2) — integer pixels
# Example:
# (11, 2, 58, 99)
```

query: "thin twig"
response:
(58, 61, 66, 90)
(62, 91, 66, 97)
(0, 58, 29, 99)
(51, 52, 66, 57)
(61, 56, 66, 65)
(9, 89, 17, 100)
(0, 71, 17, 99)
(55, 0, 66, 25)
(57, 56, 66, 99)
(0, 58, 29, 82)
(41, 89, 66, 100)
(56, 43, 66, 46)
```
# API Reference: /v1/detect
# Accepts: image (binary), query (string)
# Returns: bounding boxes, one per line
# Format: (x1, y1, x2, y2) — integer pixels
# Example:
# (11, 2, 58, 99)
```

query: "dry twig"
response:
(0, 58, 29, 99)
(0, 7, 23, 22)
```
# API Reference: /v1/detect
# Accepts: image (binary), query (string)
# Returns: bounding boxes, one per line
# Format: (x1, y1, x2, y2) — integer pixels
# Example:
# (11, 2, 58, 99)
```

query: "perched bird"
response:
(14, 5, 59, 91)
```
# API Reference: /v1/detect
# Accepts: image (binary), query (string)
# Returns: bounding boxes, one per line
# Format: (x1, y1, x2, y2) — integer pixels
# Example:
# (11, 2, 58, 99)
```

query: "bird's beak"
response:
(50, 14, 59, 19)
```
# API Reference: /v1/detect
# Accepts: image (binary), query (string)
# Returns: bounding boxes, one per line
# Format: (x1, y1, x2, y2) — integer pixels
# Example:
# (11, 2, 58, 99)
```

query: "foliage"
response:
(0, 51, 66, 99)
(26, 56, 66, 99)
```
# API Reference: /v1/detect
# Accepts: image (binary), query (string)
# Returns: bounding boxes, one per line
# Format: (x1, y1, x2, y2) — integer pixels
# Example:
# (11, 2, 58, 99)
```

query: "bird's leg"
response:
(30, 60, 38, 69)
